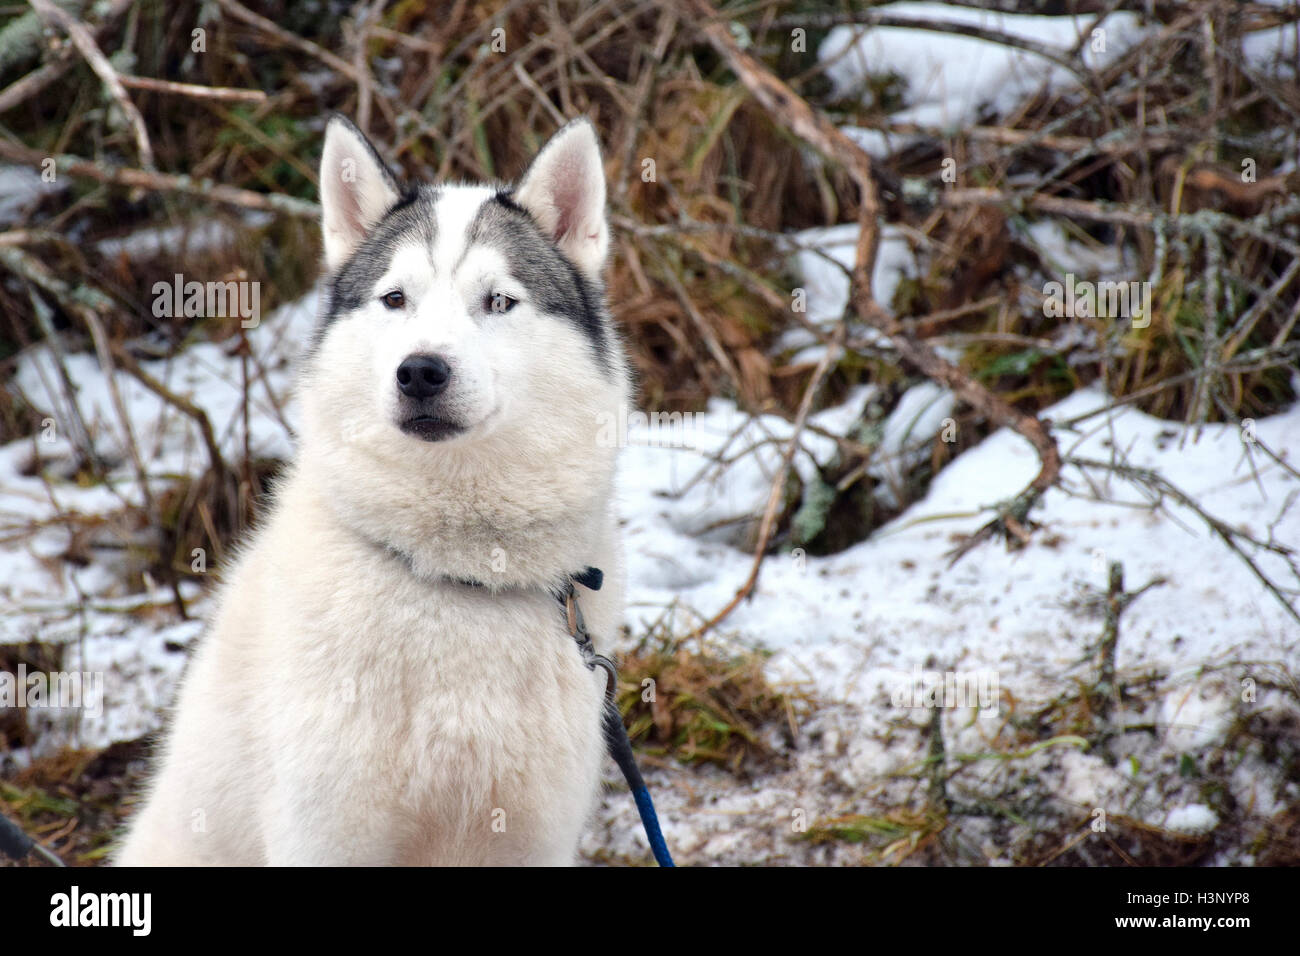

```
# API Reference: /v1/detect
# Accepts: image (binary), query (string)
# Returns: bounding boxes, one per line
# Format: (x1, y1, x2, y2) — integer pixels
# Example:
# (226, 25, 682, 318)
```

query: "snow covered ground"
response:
(600, 382, 1299, 864)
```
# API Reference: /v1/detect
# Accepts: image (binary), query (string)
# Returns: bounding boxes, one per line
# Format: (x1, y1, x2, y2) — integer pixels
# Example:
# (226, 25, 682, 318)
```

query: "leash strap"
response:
(601, 703, 674, 867)
(0, 812, 65, 867)
(563, 570, 675, 868)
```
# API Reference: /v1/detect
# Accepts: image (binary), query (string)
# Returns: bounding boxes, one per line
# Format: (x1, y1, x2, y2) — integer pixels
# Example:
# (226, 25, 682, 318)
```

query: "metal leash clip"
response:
(564, 585, 618, 704)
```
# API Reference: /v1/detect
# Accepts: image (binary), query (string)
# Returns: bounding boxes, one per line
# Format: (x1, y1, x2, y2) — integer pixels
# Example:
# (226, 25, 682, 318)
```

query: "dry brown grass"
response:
(614, 625, 810, 773)
(0, 738, 150, 866)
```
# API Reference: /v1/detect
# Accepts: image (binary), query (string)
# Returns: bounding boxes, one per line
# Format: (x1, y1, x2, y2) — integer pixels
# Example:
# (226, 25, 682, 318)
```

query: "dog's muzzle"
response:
(395, 353, 464, 442)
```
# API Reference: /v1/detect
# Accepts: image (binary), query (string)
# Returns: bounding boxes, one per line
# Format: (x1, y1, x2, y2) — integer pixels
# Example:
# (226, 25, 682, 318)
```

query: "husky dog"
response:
(117, 116, 630, 865)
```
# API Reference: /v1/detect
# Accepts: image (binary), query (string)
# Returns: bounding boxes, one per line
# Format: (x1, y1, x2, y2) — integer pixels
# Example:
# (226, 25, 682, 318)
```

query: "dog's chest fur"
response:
(121, 474, 610, 866)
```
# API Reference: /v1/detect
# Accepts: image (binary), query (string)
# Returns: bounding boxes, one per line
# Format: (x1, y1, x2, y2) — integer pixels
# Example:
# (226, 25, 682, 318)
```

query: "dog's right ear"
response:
(319, 115, 401, 271)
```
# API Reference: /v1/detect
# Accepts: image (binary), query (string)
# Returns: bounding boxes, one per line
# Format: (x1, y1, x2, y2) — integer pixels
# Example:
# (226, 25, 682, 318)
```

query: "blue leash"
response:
(603, 702, 674, 867)
(565, 569, 674, 867)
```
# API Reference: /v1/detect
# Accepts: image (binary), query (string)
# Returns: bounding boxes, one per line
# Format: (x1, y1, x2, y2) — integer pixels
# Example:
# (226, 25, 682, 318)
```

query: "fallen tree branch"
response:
(116, 75, 267, 103)
(28, 0, 155, 170)
(942, 187, 1300, 258)
(0, 138, 320, 218)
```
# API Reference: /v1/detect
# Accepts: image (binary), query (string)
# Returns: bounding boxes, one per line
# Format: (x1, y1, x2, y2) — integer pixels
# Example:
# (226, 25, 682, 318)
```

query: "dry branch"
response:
(0, 138, 320, 218)
(214, 0, 362, 82)
(682, 0, 1063, 562)
(0, 0, 135, 114)
(27, 0, 155, 170)
(0, 245, 154, 512)
(1068, 456, 1300, 628)
(116, 75, 267, 103)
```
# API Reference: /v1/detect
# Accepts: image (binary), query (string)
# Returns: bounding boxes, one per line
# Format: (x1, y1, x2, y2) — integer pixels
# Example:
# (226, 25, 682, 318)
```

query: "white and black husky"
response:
(117, 116, 631, 865)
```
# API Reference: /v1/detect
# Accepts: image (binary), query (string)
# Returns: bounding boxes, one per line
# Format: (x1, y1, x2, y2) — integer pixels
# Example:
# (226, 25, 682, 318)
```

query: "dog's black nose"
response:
(396, 354, 451, 399)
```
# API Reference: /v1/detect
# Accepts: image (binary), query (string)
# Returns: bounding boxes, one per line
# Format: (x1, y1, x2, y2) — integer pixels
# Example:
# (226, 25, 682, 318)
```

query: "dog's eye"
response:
(486, 292, 518, 314)
(381, 290, 405, 310)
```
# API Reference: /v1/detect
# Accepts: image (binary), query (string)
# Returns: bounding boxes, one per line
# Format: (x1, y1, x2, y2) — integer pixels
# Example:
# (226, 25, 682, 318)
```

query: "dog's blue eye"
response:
(381, 290, 405, 310)
(487, 292, 518, 314)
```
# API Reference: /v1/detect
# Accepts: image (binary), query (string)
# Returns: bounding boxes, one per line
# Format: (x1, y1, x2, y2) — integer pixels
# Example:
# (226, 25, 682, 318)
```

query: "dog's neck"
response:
(346, 521, 605, 597)
(337, 505, 605, 594)
(291, 444, 615, 592)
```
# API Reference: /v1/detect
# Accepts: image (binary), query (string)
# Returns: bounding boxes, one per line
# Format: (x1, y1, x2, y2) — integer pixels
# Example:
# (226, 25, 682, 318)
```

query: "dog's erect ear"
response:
(319, 115, 401, 271)
(514, 119, 608, 279)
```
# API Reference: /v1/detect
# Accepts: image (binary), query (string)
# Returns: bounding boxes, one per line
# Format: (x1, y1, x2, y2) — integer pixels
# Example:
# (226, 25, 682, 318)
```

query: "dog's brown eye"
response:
(487, 292, 517, 314)
(381, 290, 405, 310)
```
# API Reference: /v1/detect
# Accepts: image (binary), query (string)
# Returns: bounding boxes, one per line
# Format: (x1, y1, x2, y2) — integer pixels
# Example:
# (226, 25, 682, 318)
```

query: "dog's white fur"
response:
(117, 119, 629, 865)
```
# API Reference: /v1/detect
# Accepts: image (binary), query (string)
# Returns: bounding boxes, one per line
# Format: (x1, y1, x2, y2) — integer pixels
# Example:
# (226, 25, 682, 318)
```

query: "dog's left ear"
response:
(514, 119, 608, 279)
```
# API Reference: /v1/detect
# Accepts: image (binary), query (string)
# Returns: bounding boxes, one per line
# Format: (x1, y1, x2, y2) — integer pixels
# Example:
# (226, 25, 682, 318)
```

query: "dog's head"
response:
(298, 117, 629, 577)
(307, 115, 623, 452)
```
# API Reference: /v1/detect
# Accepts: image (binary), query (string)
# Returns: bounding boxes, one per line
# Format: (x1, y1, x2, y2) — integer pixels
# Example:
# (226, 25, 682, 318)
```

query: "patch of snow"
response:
(840, 126, 914, 160)
(10, 291, 318, 477)
(790, 222, 918, 324)
(1159, 680, 1235, 752)
(819, 2, 1146, 127)
(1164, 804, 1219, 836)
(1243, 23, 1300, 77)
(0, 164, 64, 226)
(1020, 220, 1128, 279)
(871, 381, 955, 505)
